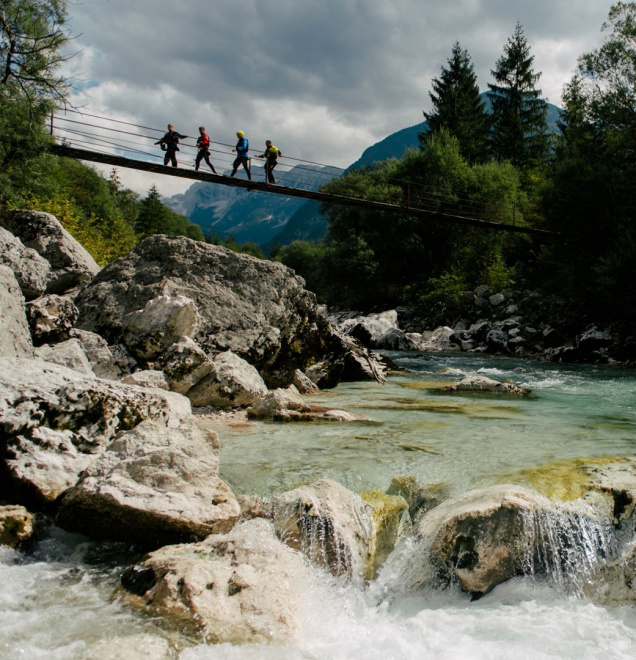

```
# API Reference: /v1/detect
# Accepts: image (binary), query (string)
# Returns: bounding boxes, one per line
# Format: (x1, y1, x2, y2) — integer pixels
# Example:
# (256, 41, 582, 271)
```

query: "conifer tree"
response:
(487, 22, 548, 168)
(421, 42, 489, 163)
(135, 185, 171, 237)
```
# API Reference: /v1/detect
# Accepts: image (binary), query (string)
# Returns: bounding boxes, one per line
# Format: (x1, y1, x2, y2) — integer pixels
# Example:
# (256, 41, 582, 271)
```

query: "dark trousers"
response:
(164, 149, 178, 167)
(231, 156, 251, 179)
(264, 159, 277, 183)
(195, 149, 216, 172)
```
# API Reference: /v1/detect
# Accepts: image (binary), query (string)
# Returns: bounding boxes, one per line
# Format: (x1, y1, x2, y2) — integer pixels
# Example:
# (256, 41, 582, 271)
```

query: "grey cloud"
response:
(62, 0, 616, 189)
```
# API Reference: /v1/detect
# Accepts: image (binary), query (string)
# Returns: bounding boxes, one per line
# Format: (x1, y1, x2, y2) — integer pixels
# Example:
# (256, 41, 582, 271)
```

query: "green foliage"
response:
(421, 42, 489, 163)
(0, 0, 71, 203)
(488, 22, 549, 168)
(209, 233, 265, 259)
(275, 241, 332, 302)
(316, 131, 532, 310)
(541, 3, 636, 321)
(14, 193, 137, 266)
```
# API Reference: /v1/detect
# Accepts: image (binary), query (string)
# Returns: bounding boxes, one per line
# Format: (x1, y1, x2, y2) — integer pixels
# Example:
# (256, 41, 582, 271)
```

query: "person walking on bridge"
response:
(257, 140, 282, 184)
(195, 126, 217, 173)
(230, 130, 251, 180)
(155, 124, 188, 167)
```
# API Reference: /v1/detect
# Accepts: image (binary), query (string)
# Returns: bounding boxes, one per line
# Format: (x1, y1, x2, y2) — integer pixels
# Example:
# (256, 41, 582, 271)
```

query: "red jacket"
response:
(197, 133, 210, 150)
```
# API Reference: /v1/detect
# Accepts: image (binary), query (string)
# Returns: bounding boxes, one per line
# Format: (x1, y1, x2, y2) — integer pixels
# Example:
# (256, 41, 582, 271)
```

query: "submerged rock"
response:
(273, 478, 375, 580)
(119, 518, 319, 645)
(56, 419, 240, 546)
(443, 375, 530, 395)
(0, 504, 35, 548)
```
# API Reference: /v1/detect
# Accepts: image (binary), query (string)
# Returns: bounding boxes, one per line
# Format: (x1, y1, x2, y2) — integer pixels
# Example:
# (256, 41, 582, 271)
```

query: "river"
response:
(2, 352, 636, 659)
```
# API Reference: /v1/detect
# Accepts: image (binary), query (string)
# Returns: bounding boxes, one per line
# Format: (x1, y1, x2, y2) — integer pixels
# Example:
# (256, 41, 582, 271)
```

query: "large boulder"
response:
(56, 419, 240, 546)
(273, 478, 375, 580)
(0, 226, 50, 299)
(120, 518, 320, 645)
(74, 235, 383, 387)
(0, 358, 191, 508)
(0, 265, 34, 359)
(384, 484, 613, 598)
(0, 210, 100, 294)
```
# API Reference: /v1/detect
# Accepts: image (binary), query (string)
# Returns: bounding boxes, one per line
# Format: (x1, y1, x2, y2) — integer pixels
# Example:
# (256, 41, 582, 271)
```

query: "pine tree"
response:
(487, 22, 548, 168)
(421, 42, 489, 163)
(135, 185, 172, 237)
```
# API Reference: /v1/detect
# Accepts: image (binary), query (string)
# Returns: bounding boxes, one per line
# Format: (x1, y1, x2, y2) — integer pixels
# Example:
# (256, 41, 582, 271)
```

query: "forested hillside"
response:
(276, 11, 636, 330)
(0, 0, 206, 266)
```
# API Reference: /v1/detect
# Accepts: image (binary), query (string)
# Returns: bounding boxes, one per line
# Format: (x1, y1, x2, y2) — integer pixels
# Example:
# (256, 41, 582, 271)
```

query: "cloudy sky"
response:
(61, 0, 616, 197)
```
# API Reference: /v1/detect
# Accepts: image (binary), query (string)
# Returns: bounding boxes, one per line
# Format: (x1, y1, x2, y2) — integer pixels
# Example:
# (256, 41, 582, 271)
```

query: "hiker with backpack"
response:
(256, 140, 282, 184)
(155, 124, 188, 167)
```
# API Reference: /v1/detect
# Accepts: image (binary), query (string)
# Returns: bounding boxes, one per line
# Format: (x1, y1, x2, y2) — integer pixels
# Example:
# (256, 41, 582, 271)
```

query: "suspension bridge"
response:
(49, 110, 561, 238)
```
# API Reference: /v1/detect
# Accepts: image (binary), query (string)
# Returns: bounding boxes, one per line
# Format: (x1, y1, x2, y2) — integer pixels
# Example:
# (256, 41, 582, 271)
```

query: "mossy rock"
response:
(360, 489, 408, 577)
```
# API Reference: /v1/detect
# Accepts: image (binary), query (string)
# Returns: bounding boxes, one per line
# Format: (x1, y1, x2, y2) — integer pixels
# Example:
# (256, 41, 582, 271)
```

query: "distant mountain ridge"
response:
(165, 163, 340, 245)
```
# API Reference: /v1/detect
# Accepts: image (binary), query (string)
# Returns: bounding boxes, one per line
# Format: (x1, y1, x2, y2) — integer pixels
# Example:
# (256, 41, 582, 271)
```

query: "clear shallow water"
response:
(219, 352, 636, 497)
(3, 352, 636, 659)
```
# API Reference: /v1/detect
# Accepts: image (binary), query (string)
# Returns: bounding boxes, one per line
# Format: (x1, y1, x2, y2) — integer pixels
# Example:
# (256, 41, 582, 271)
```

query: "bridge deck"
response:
(50, 144, 560, 238)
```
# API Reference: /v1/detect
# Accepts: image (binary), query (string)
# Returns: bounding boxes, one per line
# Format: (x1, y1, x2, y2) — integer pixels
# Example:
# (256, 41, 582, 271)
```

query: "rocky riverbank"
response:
(2, 210, 636, 650)
(327, 284, 635, 366)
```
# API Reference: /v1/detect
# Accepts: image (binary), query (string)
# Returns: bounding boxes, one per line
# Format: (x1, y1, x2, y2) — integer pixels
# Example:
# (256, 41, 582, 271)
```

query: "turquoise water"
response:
(3, 352, 636, 659)
(219, 352, 636, 498)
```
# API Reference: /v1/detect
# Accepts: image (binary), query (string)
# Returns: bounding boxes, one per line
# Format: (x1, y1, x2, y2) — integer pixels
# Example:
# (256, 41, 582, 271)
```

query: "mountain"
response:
(164, 163, 341, 246)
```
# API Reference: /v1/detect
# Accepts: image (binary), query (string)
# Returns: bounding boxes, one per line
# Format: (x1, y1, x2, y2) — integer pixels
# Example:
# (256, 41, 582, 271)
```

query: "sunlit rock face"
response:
(1, 210, 100, 294)
(56, 419, 240, 546)
(0, 266, 34, 359)
(74, 234, 383, 388)
(0, 357, 191, 508)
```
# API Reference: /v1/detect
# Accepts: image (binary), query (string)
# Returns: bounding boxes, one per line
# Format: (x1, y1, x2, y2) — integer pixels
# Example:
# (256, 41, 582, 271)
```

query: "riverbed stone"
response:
(56, 419, 239, 546)
(443, 375, 530, 395)
(186, 350, 267, 408)
(414, 484, 549, 596)
(273, 478, 375, 580)
(246, 385, 310, 419)
(120, 518, 319, 645)
(0, 504, 35, 548)
(361, 489, 409, 576)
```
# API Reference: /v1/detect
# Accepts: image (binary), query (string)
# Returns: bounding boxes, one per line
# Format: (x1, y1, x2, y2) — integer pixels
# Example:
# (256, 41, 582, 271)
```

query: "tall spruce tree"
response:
(487, 22, 548, 168)
(421, 42, 489, 163)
